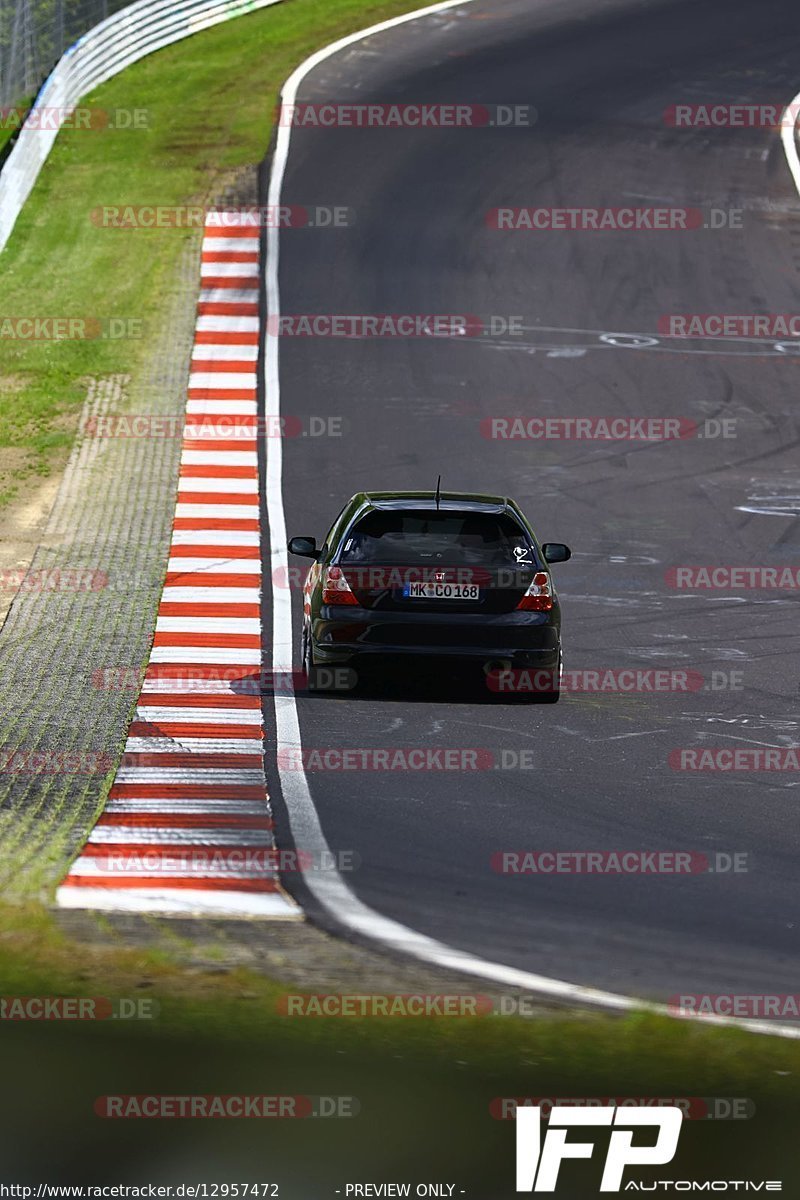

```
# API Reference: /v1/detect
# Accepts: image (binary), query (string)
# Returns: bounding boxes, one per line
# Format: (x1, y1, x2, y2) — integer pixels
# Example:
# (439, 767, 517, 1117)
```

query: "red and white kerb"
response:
(57, 213, 298, 917)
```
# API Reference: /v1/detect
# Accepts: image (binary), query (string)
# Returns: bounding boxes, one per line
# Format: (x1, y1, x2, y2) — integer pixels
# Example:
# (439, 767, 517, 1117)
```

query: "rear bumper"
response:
(312, 606, 560, 665)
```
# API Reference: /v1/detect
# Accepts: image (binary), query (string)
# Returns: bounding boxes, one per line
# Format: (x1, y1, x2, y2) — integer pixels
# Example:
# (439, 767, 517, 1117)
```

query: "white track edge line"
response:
(781, 92, 800, 196)
(264, 1, 800, 1040)
(56, 886, 300, 916)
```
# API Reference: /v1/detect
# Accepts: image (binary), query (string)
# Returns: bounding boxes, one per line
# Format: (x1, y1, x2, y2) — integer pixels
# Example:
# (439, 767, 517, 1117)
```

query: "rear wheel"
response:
(300, 622, 312, 677)
(301, 623, 324, 691)
(301, 624, 349, 692)
(539, 648, 562, 704)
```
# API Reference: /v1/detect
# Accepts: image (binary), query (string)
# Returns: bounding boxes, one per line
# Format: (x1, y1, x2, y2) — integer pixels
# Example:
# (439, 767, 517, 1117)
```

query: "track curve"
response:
(263, 0, 800, 1007)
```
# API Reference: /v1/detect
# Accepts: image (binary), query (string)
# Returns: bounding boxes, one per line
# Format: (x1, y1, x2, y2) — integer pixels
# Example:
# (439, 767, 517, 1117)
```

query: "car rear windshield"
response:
(338, 510, 536, 566)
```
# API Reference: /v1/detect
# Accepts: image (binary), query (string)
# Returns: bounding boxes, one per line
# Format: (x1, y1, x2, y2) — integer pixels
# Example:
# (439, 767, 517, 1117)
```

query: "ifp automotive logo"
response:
(514, 1106, 783, 1192)
(515, 1105, 683, 1192)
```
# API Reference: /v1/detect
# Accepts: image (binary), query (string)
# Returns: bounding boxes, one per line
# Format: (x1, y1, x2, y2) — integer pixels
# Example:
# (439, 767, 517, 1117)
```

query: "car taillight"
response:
(322, 565, 359, 606)
(516, 571, 553, 611)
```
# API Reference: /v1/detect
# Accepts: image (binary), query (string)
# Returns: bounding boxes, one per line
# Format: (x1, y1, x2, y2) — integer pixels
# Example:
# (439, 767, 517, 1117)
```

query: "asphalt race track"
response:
(263, 0, 800, 1003)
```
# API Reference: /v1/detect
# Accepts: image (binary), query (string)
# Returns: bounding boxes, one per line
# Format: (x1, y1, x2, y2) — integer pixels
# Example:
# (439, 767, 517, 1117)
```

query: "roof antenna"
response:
(435, 474, 441, 510)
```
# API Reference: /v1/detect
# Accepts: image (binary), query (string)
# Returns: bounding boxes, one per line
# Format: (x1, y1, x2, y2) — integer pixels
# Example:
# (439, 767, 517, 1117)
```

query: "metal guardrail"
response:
(0, 0, 283, 253)
(0, 0, 133, 110)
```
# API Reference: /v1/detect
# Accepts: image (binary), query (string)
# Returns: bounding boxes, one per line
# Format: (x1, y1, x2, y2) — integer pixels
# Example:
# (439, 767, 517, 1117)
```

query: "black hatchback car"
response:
(288, 490, 571, 700)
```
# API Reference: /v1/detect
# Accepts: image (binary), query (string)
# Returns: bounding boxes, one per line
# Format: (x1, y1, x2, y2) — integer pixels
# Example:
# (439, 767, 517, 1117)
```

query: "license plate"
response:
(402, 582, 480, 600)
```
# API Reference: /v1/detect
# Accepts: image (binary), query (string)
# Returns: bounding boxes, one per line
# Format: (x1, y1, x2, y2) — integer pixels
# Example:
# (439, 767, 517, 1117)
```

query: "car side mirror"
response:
(288, 536, 319, 559)
(542, 543, 571, 564)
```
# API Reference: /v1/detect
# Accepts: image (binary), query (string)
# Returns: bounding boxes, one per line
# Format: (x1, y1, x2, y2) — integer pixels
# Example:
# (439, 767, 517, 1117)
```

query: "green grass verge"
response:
(0, 901, 799, 1185)
(2, 899, 800, 1088)
(0, 0, 436, 508)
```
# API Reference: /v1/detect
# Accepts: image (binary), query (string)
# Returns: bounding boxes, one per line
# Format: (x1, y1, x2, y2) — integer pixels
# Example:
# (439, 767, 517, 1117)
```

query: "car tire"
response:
(301, 623, 321, 690)
(301, 623, 310, 674)
(302, 624, 346, 693)
(539, 648, 562, 703)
